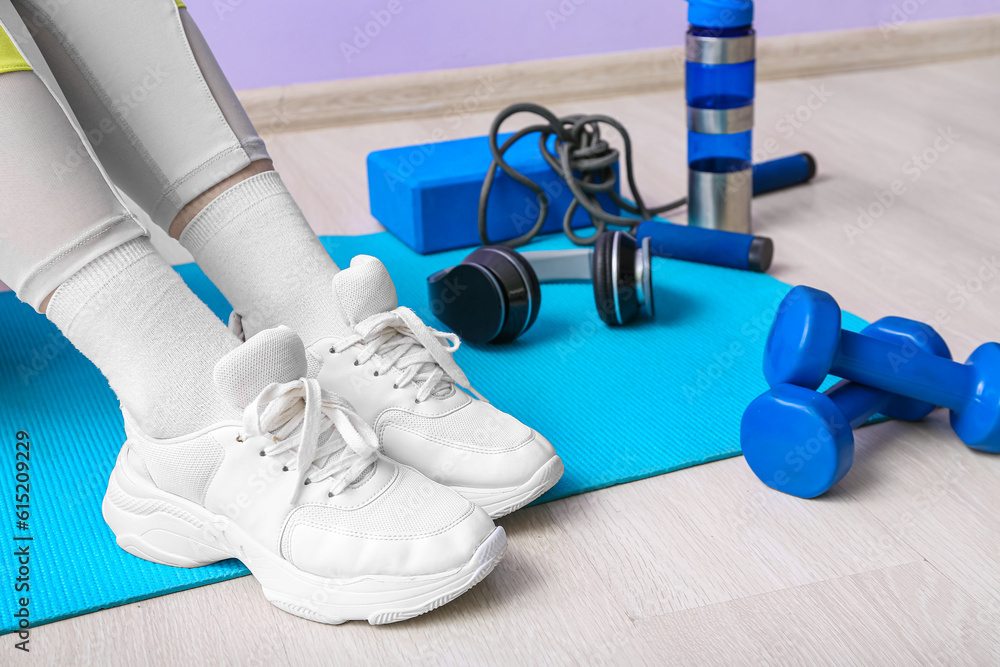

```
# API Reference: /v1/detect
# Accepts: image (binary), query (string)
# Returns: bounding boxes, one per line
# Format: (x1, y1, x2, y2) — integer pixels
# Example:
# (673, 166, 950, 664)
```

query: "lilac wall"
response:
(186, 0, 1000, 90)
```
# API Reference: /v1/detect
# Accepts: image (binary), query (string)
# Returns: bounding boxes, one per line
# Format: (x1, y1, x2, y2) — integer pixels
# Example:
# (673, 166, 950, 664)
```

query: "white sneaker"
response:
(102, 326, 505, 625)
(234, 255, 564, 519)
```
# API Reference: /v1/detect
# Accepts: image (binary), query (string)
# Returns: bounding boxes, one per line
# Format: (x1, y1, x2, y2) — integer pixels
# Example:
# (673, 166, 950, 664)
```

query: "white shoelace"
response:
(242, 377, 379, 501)
(331, 307, 487, 404)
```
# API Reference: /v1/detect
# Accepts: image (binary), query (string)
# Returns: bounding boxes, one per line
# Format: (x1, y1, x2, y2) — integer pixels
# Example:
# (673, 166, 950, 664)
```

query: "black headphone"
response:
(427, 230, 654, 344)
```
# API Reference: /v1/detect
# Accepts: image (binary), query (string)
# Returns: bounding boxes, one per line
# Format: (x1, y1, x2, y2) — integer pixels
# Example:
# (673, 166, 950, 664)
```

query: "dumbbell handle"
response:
(826, 380, 895, 431)
(833, 331, 974, 412)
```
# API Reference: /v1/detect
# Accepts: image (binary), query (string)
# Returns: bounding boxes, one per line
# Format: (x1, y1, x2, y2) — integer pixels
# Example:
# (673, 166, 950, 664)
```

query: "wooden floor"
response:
(7, 55, 1000, 666)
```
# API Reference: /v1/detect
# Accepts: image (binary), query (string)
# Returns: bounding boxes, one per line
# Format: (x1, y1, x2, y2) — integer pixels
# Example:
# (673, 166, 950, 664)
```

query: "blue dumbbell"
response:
(764, 285, 1000, 453)
(743, 316, 952, 498)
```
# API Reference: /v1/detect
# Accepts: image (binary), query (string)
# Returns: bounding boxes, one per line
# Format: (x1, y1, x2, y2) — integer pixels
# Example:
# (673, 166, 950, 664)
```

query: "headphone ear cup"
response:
(592, 231, 640, 326)
(495, 246, 542, 334)
(614, 232, 640, 324)
(428, 263, 507, 344)
(592, 232, 617, 325)
(462, 246, 542, 343)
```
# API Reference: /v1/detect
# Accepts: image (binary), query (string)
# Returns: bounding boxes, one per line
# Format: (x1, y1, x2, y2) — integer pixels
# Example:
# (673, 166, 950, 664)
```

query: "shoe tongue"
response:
(331, 255, 398, 327)
(213, 326, 307, 409)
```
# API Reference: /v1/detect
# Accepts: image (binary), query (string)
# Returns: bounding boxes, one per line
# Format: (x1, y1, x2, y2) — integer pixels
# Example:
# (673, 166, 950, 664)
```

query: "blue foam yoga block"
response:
(367, 133, 620, 254)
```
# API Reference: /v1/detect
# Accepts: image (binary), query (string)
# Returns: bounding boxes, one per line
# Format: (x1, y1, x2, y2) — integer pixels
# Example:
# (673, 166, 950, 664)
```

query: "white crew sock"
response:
(179, 170, 344, 346)
(47, 237, 241, 439)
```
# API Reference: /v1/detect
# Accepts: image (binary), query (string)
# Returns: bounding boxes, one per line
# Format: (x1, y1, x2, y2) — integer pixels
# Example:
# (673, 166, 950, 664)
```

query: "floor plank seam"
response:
(631, 561, 923, 628)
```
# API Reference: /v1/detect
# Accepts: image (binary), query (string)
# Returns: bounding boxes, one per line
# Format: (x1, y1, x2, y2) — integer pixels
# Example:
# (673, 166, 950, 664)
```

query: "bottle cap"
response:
(687, 0, 753, 29)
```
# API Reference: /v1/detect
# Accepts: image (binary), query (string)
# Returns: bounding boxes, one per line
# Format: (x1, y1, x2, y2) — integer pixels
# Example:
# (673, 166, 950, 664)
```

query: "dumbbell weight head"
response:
(950, 342, 1000, 453)
(763, 285, 842, 390)
(743, 383, 851, 497)
(742, 317, 952, 498)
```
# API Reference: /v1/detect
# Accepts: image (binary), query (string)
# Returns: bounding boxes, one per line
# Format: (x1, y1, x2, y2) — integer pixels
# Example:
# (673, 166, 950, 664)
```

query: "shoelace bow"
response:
(243, 377, 379, 501)
(331, 307, 487, 404)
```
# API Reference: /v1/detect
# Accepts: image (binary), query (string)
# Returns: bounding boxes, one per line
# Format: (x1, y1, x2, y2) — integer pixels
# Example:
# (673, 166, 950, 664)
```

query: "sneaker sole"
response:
(102, 447, 507, 625)
(454, 455, 564, 519)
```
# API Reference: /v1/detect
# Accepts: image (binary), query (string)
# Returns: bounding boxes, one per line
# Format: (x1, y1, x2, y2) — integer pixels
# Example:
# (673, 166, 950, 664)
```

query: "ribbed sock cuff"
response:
(173, 167, 342, 345)
(47, 237, 156, 332)
(179, 170, 290, 254)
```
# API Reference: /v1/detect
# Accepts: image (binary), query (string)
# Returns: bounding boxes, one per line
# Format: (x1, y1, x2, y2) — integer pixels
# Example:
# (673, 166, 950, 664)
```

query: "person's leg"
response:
(12, 0, 344, 344)
(0, 21, 502, 622)
(12, 0, 563, 516)
(0, 11, 239, 438)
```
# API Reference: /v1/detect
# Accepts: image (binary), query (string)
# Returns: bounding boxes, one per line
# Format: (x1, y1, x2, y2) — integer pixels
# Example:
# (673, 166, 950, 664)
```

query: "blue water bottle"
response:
(686, 0, 755, 233)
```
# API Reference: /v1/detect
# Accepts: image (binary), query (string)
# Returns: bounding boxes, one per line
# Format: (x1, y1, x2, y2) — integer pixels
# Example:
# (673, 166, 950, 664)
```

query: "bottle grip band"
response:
(685, 34, 755, 65)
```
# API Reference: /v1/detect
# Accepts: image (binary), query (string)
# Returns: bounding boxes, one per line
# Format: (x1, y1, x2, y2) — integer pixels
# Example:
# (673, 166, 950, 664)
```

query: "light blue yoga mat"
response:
(0, 231, 866, 632)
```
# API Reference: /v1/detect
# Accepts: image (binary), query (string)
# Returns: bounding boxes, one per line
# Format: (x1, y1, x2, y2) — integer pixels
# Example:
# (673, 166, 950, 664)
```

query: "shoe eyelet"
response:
(327, 492, 333, 498)
(281, 466, 288, 472)
(393, 384, 398, 389)
(304, 479, 311, 486)
(329, 347, 335, 354)
(414, 399, 420, 404)
(373, 371, 379, 377)
(258, 451, 265, 457)
(236, 434, 243, 442)
(353, 360, 359, 366)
